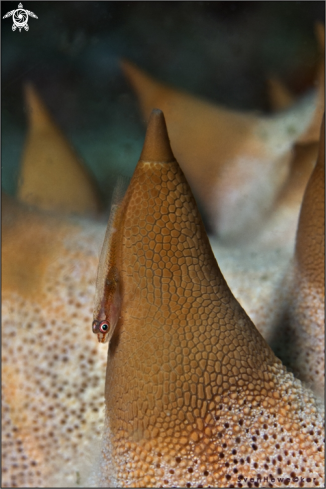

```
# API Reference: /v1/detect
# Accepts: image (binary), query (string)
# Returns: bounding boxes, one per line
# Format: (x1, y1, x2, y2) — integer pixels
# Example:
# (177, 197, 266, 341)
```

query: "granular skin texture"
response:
(2, 109, 325, 487)
(2, 197, 107, 487)
(97, 112, 325, 487)
(281, 117, 325, 397)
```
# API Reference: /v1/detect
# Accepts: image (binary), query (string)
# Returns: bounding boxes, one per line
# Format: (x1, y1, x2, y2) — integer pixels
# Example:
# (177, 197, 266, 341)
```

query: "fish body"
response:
(92, 184, 125, 343)
(92, 264, 121, 343)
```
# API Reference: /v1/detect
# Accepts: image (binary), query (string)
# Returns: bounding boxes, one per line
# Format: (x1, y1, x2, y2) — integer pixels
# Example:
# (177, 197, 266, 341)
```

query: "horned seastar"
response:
(1, 91, 324, 487)
(277, 117, 325, 399)
(94, 110, 324, 488)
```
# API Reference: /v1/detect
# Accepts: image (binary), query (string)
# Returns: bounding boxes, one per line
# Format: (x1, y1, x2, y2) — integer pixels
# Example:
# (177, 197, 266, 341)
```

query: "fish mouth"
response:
(97, 333, 105, 343)
(97, 333, 109, 343)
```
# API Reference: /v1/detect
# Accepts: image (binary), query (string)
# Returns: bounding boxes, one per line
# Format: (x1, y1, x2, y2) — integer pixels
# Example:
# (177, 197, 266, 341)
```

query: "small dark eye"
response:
(100, 322, 109, 332)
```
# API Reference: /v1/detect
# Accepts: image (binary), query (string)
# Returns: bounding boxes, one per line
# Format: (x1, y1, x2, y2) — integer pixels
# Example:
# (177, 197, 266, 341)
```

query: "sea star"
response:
(121, 59, 318, 243)
(94, 110, 324, 488)
(17, 84, 101, 216)
(258, 22, 324, 249)
(2, 194, 107, 487)
(261, 43, 325, 393)
(279, 117, 325, 398)
(1, 94, 324, 487)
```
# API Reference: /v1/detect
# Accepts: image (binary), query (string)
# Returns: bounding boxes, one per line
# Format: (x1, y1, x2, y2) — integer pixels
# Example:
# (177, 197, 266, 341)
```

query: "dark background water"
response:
(2, 1, 324, 210)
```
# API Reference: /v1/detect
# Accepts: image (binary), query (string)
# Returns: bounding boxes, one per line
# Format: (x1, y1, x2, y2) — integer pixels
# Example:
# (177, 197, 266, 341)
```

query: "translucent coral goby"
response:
(97, 109, 324, 488)
(284, 116, 325, 397)
(121, 59, 317, 242)
(92, 200, 122, 343)
(17, 83, 101, 216)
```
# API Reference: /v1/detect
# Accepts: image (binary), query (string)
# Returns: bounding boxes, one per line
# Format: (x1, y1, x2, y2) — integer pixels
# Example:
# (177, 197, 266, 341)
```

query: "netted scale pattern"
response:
(100, 159, 324, 487)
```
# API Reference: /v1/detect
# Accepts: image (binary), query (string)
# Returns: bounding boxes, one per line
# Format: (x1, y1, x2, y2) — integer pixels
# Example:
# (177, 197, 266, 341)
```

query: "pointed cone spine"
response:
(18, 83, 101, 216)
(140, 109, 175, 163)
(295, 115, 325, 290)
(24, 83, 53, 127)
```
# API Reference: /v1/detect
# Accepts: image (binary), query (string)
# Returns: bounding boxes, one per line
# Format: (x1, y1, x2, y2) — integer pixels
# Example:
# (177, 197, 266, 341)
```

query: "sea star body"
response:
(1, 86, 324, 487)
(2, 195, 107, 487)
(121, 60, 317, 243)
(95, 110, 324, 488)
(280, 117, 325, 398)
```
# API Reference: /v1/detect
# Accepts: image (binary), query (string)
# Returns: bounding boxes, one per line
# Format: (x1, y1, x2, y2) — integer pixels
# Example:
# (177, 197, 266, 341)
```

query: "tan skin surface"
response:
(283, 116, 325, 397)
(2, 194, 73, 298)
(121, 60, 313, 242)
(274, 143, 318, 211)
(18, 84, 101, 217)
(2, 108, 324, 486)
(98, 110, 324, 488)
(295, 117, 325, 290)
(2, 195, 107, 487)
(261, 26, 324, 248)
(255, 142, 318, 249)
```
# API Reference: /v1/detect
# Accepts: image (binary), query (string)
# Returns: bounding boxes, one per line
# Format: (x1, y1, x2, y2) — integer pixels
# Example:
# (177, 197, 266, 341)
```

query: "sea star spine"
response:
(18, 83, 101, 216)
(97, 109, 324, 488)
(121, 59, 317, 242)
(284, 115, 325, 397)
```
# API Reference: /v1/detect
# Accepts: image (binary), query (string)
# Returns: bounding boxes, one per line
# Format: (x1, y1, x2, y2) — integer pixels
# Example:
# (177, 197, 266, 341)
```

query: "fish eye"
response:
(99, 321, 109, 333)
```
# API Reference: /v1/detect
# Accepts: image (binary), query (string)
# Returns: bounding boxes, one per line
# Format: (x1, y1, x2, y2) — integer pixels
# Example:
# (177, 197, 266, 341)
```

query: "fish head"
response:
(92, 319, 111, 343)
